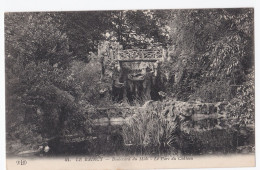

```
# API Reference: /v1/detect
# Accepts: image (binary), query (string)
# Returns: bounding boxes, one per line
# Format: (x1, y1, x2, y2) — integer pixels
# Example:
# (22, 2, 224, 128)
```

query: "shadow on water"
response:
(47, 125, 125, 156)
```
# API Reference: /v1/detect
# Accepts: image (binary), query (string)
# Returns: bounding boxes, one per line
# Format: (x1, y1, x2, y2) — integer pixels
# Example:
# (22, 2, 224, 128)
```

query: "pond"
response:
(45, 116, 255, 157)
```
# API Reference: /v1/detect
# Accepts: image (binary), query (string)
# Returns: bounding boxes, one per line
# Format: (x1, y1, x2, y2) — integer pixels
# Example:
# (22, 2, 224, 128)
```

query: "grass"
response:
(121, 105, 178, 155)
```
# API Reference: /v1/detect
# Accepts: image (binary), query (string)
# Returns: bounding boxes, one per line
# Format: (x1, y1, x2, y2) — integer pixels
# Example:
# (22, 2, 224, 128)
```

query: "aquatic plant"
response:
(121, 105, 178, 153)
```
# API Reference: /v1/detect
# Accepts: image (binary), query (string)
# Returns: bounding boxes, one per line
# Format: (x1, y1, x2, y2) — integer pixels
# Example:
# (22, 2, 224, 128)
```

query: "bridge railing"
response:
(117, 48, 166, 61)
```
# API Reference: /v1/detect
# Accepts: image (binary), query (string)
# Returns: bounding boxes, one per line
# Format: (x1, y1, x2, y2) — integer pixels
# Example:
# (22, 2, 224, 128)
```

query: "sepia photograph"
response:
(3, 3, 256, 169)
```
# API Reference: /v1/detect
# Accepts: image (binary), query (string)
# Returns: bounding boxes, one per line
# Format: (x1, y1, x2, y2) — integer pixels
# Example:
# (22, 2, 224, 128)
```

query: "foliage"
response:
(104, 10, 171, 49)
(226, 70, 254, 127)
(189, 80, 232, 102)
(5, 13, 90, 151)
(5, 12, 71, 67)
(122, 107, 177, 150)
(5, 60, 90, 146)
(5, 9, 254, 154)
(160, 8, 254, 102)
(68, 58, 114, 107)
(51, 11, 113, 61)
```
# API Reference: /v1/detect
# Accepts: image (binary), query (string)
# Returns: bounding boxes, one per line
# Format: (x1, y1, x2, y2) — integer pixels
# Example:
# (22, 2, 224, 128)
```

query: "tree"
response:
(50, 11, 112, 62)
(163, 8, 254, 101)
(103, 10, 171, 49)
(5, 13, 89, 151)
(5, 12, 71, 68)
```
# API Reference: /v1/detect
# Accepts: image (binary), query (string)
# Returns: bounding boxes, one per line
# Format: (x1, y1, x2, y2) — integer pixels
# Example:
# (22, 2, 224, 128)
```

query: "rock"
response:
(44, 146, 50, 153)
(201, 104, 208, 114)
(163, 105, 176, 121)
(183, 108, 193, 117)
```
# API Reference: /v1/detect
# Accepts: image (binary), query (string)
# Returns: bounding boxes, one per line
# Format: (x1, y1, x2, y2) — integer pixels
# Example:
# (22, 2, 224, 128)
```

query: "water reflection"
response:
(47, 114, 254, 156)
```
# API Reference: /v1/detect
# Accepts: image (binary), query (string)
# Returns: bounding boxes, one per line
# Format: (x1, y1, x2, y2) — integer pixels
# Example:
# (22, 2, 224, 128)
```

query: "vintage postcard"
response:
(4, 7, 255, 170)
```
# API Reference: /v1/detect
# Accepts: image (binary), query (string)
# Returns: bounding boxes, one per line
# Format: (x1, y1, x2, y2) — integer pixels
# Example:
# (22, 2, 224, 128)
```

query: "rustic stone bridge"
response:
(98, 41, 170, 101)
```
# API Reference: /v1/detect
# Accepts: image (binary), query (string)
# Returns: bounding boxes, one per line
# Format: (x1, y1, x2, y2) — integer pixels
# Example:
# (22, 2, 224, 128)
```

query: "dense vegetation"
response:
(5, 9, 254, 154)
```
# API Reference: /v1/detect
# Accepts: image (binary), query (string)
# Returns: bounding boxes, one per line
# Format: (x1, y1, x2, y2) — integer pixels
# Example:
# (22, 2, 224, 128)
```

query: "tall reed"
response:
(121, 105, 177, 154)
